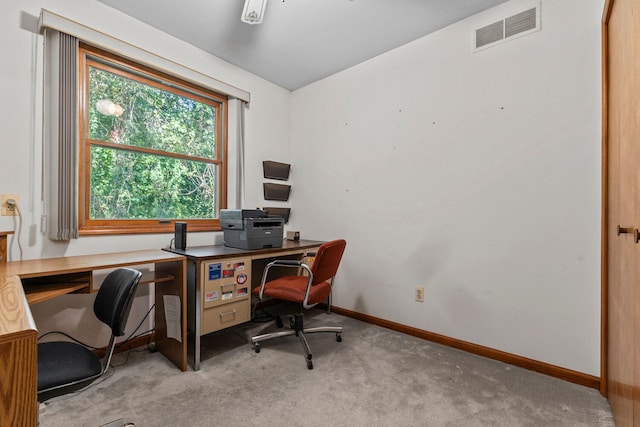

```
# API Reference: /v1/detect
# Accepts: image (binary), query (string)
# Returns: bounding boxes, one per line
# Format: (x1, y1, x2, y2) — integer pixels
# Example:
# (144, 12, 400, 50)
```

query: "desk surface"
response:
(164, 239, 324, 260)
(0, 249, 185, 278)
(0, 248, 188, 372)
(0, 275, 36, 337)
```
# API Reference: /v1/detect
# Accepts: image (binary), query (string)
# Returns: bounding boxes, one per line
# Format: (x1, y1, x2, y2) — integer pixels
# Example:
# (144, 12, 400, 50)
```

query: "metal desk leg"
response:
(187, 260, 202, 371)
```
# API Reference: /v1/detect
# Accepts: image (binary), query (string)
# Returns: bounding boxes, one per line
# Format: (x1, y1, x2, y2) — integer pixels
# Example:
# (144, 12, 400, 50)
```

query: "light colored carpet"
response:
(38, 309, 614, 427)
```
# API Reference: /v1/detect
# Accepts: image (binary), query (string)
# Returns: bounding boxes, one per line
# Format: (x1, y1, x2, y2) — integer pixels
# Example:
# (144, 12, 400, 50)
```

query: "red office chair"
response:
(251, 239, 346, 369)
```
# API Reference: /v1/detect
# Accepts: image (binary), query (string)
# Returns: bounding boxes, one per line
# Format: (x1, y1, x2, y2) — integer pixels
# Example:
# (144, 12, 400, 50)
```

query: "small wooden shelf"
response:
(24, 282, 90, 305)
(21, 271, 91, 305)
(22, 271, 176, 305)
(140, 270, 175, 285)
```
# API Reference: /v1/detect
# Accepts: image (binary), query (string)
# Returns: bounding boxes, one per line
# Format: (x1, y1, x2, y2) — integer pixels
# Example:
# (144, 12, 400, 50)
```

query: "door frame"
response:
(600, 0, 616, 398)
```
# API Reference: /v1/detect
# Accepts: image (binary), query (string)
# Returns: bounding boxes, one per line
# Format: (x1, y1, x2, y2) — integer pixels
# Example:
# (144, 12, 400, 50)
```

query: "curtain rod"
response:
(38, 8, 251, 103)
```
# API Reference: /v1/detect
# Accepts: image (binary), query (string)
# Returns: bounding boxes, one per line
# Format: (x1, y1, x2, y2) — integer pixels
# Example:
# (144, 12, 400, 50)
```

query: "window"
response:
(78, 44, 227, 235)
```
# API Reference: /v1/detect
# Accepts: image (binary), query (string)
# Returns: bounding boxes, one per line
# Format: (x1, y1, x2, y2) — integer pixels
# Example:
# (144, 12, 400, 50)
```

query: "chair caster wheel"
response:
(253, 344, 260, 353)
(275, 315, 283, 328)
(336, 333, 342, 342)
(307, 360, 313, 369)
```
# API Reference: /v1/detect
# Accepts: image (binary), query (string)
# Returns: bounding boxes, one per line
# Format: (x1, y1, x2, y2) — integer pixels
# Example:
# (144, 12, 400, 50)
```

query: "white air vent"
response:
(476, 21, 504, 49)
(473, 3, 541, 52)
(505, 8, 537, 38)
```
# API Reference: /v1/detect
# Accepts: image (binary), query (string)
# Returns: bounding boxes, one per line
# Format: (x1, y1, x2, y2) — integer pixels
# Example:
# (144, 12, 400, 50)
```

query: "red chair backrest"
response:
(310, 239, 347, 285)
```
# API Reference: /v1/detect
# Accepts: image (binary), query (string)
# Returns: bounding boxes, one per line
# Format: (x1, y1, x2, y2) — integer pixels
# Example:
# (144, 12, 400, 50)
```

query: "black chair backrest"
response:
(93, 268, 142, 337)
(310, 239, 347, 285)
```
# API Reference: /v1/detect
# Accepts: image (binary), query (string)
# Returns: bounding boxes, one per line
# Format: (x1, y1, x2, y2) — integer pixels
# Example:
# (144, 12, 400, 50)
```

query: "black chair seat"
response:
(37, 267, 142, 402)
(38, 341, 102, 392)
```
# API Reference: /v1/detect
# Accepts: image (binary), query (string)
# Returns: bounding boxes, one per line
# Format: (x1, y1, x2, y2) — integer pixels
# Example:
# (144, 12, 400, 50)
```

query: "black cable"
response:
(251, 299, 296, 324)
(37, 304, 155, 350)
(127, 328, 155, 341)
(251, 298, 277, 323)
(37, 331, 99, 349)
(121, 304, 155, 343)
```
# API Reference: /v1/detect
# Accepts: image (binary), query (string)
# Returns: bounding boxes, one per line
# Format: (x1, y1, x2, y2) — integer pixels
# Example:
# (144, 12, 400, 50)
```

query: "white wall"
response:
(290, 0, 603, 376)
(0, 0, 291, 344)
(1, 0, 604, 377)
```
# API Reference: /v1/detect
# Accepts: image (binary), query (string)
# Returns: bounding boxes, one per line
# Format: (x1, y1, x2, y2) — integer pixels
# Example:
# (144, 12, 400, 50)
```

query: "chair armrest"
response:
(268, 260, 303, 267)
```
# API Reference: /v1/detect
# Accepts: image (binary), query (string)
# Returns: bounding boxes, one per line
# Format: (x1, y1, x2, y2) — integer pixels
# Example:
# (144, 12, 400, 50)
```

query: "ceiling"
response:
(97, 0, 509, 91)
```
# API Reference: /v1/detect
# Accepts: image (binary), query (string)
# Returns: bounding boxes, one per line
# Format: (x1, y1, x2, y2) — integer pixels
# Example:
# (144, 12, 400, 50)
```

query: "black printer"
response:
(220, 209, 284, 250)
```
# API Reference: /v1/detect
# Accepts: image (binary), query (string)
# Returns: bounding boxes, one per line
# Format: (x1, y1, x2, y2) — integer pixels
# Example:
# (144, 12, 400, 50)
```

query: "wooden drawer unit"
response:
(202, 299, 250, 335)
(200, 257, 251, 334)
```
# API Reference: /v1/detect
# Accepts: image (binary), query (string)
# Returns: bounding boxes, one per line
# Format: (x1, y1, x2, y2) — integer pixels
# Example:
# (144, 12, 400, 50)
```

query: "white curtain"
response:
(228, 98, 247, 209)
(43, 29, 78, 240)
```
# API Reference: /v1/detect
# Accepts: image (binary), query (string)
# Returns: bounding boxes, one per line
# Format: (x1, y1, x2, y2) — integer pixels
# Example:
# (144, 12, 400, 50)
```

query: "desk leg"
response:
(154, 260, 187, 371)
(186, 260, 202, 371)
(193, 274, 202, 371)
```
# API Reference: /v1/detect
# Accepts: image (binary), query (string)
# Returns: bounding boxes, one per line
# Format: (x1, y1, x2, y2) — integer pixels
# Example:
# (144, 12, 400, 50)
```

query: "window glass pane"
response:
(88, 66, 217, 160)
(90, 146, 217, 220)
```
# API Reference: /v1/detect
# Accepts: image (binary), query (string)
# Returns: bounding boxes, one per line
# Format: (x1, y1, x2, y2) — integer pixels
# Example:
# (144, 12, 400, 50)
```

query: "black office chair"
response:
(251, 239, 346, 369)
(37, 267, 142, 402)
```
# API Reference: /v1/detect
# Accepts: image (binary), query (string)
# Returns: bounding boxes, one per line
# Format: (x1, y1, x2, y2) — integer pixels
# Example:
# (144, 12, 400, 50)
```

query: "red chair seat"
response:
(253, 276, 332, 306)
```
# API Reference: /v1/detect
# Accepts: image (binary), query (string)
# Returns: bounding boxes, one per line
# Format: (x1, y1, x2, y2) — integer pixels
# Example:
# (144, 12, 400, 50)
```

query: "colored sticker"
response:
(205, 291, 219, 302)
(237, 287, 248, 297)
(234, 262, 245, 271)
(223, 269, 234, 278)
(208, 263, 222, 280)
(237, 273, 247, 285)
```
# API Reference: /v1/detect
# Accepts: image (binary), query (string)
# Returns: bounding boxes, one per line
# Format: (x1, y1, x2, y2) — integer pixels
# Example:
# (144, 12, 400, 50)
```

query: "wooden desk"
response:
(165, 240, 324, 370)
(0, 231, 13, 264)
(0, 250, 188, 371)
(0, 250, 188, 427)
(0, 275, 37, 427)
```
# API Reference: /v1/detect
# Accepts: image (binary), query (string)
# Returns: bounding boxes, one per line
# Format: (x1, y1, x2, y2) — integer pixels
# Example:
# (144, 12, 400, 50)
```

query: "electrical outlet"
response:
(1, 194, 19, 216)
(415, 286, 424, 303)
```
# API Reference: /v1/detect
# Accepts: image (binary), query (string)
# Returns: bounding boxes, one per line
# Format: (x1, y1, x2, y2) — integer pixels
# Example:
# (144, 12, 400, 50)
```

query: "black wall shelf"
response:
(263, 182, 291, 201)
(263, 160, 291, 181)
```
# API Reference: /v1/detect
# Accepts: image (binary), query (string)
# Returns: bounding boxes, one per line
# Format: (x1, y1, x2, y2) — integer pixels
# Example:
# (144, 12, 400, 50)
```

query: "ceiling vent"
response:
(473, 3, 540, 52)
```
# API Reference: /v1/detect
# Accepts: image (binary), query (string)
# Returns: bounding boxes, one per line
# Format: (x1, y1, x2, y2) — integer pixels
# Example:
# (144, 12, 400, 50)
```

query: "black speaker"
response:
(175, 222, 187, 250)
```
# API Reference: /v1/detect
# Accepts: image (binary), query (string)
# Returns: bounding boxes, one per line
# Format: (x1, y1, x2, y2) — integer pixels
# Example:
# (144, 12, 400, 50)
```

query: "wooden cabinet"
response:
(0, 275, 37, 427)
(602, 1, 640, 425)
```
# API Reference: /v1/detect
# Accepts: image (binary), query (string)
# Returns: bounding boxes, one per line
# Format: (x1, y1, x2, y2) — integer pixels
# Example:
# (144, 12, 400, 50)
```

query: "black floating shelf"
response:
(263, 183, 291, 201)
(263, 160, 291, 181)
(264, 207, 291, 223)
